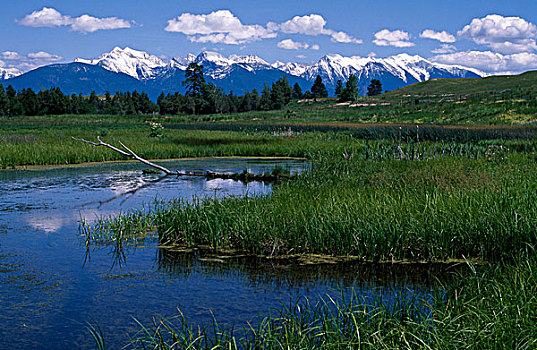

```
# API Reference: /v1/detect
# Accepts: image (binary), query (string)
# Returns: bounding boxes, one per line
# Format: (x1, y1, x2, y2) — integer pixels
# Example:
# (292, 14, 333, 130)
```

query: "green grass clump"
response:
(147, 152, 537, 262)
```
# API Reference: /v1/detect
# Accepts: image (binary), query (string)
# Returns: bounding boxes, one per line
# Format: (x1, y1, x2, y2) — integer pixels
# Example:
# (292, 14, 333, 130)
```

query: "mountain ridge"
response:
(2, 47, 485, 98)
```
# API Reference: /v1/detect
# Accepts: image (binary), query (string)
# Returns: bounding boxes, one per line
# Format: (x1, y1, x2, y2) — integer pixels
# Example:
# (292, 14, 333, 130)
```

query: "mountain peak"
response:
(195, 51, 233, 66)
(229, 54, 269, 66)
(75, 46, 166, 80)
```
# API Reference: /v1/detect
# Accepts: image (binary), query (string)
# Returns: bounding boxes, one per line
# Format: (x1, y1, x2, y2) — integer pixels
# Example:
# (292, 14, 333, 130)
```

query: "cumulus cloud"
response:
(27, 51, 61, 59)
(329, 31, 362, 44)
(431, 50, 537, 75)
(311, 44, 320, 50)
(167, 11, 361, 45)
(420, 29, 456, 43)
(0, 50, 63, 73)
(0, 51, 24, 60)
(458, 15, 537, 53)
(279, 14, 362, 44)
(373, 29, 415, 47)
(277, 39, 309, 50)
(432, 44, 457, 54)
(280, 14, 327, 35)
(17, 7, 70, 27)
(166, 10, 276, 45)
(17, 7, 132, 33)
(70, 15, 132, 33)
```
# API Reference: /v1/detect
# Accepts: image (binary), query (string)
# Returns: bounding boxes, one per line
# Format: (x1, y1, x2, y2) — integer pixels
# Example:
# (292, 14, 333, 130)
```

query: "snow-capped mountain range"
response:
(71, 47, 484, 86)
(2, 47, 485, 98)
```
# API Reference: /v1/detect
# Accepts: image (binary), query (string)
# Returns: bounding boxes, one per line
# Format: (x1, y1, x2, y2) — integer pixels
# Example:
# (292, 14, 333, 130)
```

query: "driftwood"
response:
(72, 136, 176, 175)
(72, 136, 295, 182)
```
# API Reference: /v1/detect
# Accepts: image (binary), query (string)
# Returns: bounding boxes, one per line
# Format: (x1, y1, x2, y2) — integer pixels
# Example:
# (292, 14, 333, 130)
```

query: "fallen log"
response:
(72, 137, 295, 182)
(72, 136, 176, 175)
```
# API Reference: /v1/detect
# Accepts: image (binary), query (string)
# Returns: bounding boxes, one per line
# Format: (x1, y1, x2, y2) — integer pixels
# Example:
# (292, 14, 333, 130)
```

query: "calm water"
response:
(0, 158, 436, 349)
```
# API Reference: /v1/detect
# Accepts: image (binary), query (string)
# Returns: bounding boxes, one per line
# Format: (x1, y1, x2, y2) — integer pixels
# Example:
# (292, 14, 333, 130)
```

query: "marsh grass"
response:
(87, 147, 537, 264)
(126, 251, 537, 349)
(2, 114, 537, 168)
(137, 152, 537, 262)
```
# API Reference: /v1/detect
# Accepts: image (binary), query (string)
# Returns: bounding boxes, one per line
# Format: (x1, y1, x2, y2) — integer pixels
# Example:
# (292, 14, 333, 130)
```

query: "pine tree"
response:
(310, 75, 328, 100)
(183, 63, 205, 97)
(183, 62, 207, 114)
(341, 75, 359, 102)
(20, 88, 40, 116)
(334, 80, 343, 98)
(271, 76, 292, 109)
(292, 82, 303, 100)
(260, 83, 272, 111)
(0, 84, 7, 116)
(367, 79, 383, 96)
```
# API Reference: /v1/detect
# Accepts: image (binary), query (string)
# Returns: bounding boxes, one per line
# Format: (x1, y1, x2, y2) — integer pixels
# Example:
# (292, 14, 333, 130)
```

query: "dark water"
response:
(0, 158, 437, 349)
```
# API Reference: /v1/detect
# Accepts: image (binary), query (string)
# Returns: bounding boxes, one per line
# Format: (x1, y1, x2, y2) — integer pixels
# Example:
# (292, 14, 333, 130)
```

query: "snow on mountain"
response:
(429, 62, 487, 78)
(194, 51, 234, 67)
(75, 47, 166, 80)
(191, 51, 235, 79)
(169, 54, 196, 70)
(0, 67, 22, 80)
(193, 51, 275, 79)
(229, 54, 271, 71)
(71, 47, 484, 94)
(272, 61, 309, 77)
(302, 54, 371, 84)
(75, 48, 277, 81)
(300, 53, 483, 90)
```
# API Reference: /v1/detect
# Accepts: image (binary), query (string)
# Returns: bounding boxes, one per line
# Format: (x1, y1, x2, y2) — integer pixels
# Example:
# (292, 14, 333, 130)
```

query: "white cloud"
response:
(296, 55, 307, 59)
(0, 51, 24, 60)
(431, 50, 537, 74)
(27, 51, 62, 60)
(373, 29, 415, 47)
(329, 31, 362, 44)
(165, 11, 361, 46)
(0, 50, 63, 73)
(280, 14, 327, 35)
(17, 7, 132, 33)
(432, 44, 457, 54)
(367, 52, 377, 57)
(71, 15, 132, 33)
(166, 10, 275, 45)
(277, 39, 309, 50)
(458, 15, 537, 53)
(311, 44, 320, 50)
(420, 29, 456, 43)
(279, 14, 362, 44)
(17, 7, 70, 27)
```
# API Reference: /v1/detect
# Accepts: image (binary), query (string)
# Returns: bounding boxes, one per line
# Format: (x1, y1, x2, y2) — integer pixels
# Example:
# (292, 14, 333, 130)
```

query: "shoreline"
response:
(1, 155, 308, 172)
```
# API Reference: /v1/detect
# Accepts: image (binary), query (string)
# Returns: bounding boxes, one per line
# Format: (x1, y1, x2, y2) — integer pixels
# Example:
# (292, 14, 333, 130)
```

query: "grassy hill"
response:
(379, 71, 537, 100)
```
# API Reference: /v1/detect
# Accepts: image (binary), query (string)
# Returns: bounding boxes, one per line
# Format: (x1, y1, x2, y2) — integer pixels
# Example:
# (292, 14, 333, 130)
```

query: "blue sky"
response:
(2, 0, 537, 74)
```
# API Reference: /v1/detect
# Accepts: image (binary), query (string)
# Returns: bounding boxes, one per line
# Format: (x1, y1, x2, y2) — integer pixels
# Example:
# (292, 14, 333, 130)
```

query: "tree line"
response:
(157, 63, 296, 115)
(0, 62, 382, 116)
(0, 84, 158, 117)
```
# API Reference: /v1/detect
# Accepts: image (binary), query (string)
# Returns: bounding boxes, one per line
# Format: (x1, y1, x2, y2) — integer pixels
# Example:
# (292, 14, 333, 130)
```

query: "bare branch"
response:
(118, 140, 176, 175)
(72, 136, 293, 182)
(72, 136, 175, 175)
